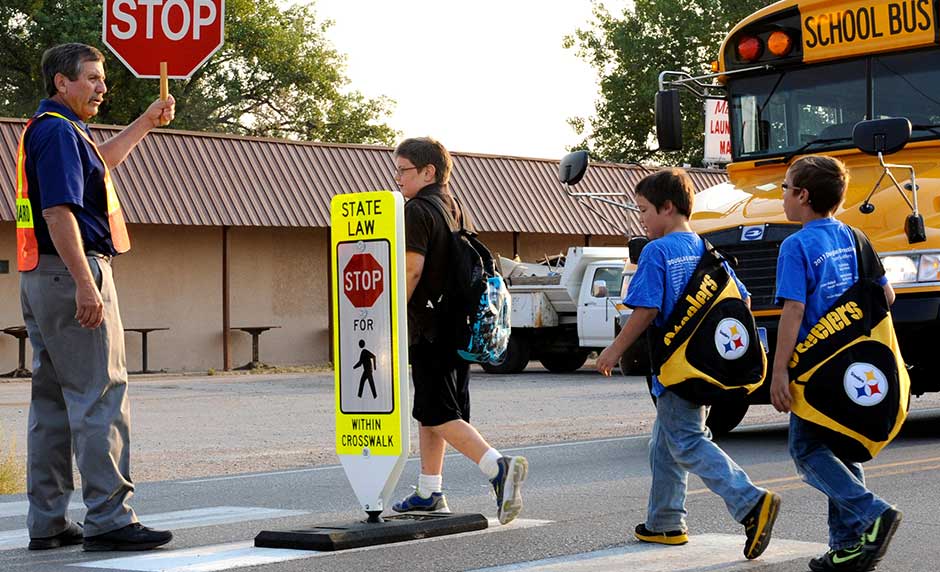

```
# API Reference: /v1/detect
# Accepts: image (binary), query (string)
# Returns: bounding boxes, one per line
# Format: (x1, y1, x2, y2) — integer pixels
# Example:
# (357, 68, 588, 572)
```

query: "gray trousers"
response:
(21, 254, 137, 537)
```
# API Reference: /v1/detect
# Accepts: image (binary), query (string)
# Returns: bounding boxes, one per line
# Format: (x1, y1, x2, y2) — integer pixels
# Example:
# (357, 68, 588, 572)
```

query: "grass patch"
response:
(0, 426, 25, 494)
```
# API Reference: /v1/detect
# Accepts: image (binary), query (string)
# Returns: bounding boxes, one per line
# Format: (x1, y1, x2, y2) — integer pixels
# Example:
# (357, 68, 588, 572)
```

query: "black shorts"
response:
(409, 342, 470, 426)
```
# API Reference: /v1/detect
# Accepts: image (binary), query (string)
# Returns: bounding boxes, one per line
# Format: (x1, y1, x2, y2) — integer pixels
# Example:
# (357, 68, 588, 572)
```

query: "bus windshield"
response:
(729, 47, 940, 160)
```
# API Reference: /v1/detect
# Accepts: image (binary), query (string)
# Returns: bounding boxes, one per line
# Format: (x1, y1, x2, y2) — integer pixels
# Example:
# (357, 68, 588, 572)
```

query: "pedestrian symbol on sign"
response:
(354, 340, 378, 399)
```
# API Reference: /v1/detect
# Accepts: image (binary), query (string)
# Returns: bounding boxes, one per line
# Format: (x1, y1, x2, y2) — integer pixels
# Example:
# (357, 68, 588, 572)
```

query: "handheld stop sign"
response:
(103, 0, 225, 100)
(331, 191, 410, 516)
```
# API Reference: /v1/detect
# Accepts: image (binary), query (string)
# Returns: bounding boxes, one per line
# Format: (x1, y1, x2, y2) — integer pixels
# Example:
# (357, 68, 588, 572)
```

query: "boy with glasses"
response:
(771, 155, 901, 572)
(391, 137, 528, 524)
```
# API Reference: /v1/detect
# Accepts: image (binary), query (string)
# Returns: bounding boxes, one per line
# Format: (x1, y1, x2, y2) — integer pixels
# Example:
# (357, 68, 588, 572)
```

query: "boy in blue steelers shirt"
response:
(770, 155, 901, 572)
(596, 168, 780, 559)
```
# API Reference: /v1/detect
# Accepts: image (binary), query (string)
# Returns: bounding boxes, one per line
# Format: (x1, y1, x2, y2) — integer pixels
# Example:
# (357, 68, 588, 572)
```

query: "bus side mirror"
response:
(656, 90, 683, 151)
(853, 117, 911, 156)
(853, 118, 925, 243)
(628, 235, 650, 265)
(559, 150, 589, 186)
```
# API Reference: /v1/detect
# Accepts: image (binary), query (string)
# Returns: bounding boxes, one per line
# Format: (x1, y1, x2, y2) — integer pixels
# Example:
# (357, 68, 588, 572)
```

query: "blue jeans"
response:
(789, 416, 889, 550)
(646, 390, 765, 532)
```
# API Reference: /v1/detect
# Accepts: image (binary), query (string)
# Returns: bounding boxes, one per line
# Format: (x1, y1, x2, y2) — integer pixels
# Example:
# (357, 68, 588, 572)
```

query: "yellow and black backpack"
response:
(649, 243, 766, 404)
(788, 227, 910, 462)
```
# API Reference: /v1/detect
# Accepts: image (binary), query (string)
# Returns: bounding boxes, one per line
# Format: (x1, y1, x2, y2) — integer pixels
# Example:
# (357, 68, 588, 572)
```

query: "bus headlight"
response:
(918, 254, 940, 282)
(882, 255, 917, 284)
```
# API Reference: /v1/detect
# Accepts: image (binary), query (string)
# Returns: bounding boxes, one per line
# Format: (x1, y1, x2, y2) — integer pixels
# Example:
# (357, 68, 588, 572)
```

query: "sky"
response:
(313, 0, 628, 159)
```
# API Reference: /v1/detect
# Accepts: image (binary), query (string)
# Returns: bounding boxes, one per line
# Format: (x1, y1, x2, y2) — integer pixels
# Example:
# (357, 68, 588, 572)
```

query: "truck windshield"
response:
(729, 47, 940, 160)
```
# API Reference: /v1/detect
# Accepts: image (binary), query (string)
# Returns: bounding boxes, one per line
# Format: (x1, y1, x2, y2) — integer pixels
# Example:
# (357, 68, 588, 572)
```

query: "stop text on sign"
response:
(345, 269, 382, 294)
(109, 0, 219, 41)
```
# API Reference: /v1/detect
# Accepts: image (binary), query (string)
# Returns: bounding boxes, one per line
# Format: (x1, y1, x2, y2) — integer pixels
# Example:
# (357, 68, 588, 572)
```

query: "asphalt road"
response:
(0, 366, 938, 571)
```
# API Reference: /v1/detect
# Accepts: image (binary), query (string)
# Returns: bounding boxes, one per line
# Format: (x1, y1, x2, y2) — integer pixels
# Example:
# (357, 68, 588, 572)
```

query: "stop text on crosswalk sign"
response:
(103, 0, 225, 78)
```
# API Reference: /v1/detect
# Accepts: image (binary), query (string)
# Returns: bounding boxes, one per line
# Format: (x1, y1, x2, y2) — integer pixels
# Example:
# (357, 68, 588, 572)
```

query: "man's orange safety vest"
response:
(15, 112, 130, 272)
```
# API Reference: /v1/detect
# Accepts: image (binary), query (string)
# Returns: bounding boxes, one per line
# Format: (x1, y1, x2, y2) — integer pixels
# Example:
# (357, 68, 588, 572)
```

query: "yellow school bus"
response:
(655, 0, 940, 432)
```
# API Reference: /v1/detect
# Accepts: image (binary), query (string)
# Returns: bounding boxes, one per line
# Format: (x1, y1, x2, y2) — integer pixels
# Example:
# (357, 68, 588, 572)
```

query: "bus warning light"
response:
(767, 31, 793, 56)
(737, 35, 763, 62)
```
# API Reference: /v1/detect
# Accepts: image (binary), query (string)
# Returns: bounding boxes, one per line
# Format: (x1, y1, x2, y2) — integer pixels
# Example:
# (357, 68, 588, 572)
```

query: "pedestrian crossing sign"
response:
(330, 190, 410, 513)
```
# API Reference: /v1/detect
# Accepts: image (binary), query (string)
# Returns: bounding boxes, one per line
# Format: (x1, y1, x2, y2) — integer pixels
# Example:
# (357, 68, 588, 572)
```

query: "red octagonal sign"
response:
(343, 253, 384, 308)
(103, 0, 225, 79)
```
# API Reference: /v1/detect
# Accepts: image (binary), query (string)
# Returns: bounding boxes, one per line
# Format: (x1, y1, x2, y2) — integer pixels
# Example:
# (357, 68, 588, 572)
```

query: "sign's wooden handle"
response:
(160, 62, 168, 101)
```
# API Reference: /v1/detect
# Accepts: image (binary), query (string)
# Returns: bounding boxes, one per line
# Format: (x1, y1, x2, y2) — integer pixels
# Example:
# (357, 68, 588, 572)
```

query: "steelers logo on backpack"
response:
(650, 243, 766, 404)
(788, 228, 910, 462)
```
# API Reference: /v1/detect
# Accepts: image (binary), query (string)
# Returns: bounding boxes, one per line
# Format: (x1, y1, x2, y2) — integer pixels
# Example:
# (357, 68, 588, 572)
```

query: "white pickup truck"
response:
(481, 247, 635, 374)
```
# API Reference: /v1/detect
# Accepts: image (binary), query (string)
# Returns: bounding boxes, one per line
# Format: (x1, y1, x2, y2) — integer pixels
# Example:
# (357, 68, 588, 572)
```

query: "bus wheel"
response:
(619, 337, 650, 375)
(539, 351, 589, 373)
(706, 400, 750, 437)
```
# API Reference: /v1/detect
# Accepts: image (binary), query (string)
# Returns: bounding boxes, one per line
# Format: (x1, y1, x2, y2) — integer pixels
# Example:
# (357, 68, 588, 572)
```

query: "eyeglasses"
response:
(781, 182, 803, 192)
(393, 166, 419, 177)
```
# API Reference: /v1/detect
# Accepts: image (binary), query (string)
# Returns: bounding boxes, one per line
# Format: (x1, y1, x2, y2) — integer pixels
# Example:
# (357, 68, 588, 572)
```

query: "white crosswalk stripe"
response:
(75, 518, 552, 572)
(467, 533, 829, 572)
(0, 507, 307, 552)
(75, 541, 311, 572)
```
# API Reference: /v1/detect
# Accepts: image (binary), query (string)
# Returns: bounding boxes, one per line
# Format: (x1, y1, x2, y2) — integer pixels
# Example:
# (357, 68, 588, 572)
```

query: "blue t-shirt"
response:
(774, 218, 887, 340)
(625, 232, 750, 396)
(24, 99, 116, 256)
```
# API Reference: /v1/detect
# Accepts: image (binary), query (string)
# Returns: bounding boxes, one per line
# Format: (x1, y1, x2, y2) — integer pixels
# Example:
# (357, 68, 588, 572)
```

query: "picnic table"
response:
(1, 326, 30, 378)
(231, 326, 281, 370)
(125, 327, 170, 374)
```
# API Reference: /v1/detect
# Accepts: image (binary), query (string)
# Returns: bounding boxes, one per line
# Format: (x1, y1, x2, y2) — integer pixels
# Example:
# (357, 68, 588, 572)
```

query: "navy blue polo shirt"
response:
(24, 99, 117, 256)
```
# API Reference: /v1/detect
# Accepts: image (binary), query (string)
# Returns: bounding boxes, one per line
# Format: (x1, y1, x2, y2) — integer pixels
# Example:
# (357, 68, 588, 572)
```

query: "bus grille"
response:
(713, 242, 781, 309)
(702, 224, 800, 310)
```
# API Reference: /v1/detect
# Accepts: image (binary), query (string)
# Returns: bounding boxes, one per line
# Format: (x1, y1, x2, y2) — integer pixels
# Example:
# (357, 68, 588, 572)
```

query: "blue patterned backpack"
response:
(412, 195, 511, 365)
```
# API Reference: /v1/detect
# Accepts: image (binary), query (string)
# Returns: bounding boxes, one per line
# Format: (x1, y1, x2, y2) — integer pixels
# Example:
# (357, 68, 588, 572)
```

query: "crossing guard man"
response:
(17, 43, 174, 552)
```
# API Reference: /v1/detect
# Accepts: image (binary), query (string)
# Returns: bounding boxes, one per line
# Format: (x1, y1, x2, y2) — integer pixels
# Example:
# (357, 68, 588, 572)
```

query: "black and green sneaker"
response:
(742, 491, 781, 559)
(858, 507, 902, 571)
(808, 544, 866, 571)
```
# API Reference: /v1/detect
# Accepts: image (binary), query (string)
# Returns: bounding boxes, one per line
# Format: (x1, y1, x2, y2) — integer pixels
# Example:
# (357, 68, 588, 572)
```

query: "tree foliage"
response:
(566, 0, 775, 166)
(0, 0, 397, 145)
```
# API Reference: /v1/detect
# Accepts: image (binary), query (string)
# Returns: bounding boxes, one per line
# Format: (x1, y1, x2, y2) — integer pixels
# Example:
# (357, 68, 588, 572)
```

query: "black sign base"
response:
(254, 513, 489, 551)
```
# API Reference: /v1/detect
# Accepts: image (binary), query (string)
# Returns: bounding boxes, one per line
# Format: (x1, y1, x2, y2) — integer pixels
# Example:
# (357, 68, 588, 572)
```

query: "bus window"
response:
(873, 48, 940, 139)
(730, 59, 866, 159)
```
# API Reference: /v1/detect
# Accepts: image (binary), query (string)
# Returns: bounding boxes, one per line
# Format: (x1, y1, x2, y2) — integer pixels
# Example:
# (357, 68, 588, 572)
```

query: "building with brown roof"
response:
(0, 119, 727, 372)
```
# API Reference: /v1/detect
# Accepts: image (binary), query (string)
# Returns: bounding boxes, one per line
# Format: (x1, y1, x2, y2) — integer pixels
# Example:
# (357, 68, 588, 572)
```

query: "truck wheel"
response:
(705, 400, 750, 437)
(480, 335, 530, 374)
(539, 351, 589, 373)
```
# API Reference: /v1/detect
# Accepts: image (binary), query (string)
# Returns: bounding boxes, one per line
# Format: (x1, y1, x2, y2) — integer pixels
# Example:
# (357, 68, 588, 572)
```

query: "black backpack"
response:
(411, 195, 511, 364)
(788, 227, 910, 462)
(648, 241, 766, 404)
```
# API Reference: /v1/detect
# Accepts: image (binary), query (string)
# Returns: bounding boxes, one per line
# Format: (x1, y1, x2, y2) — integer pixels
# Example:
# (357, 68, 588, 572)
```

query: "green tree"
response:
(566, 0, 774, 166)
(0, 0, 397, 145)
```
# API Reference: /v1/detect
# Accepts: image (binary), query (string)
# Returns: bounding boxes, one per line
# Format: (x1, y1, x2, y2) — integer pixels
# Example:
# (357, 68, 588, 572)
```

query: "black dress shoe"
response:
(28, 521, 84, 550)
(83, 522, 173, 552)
